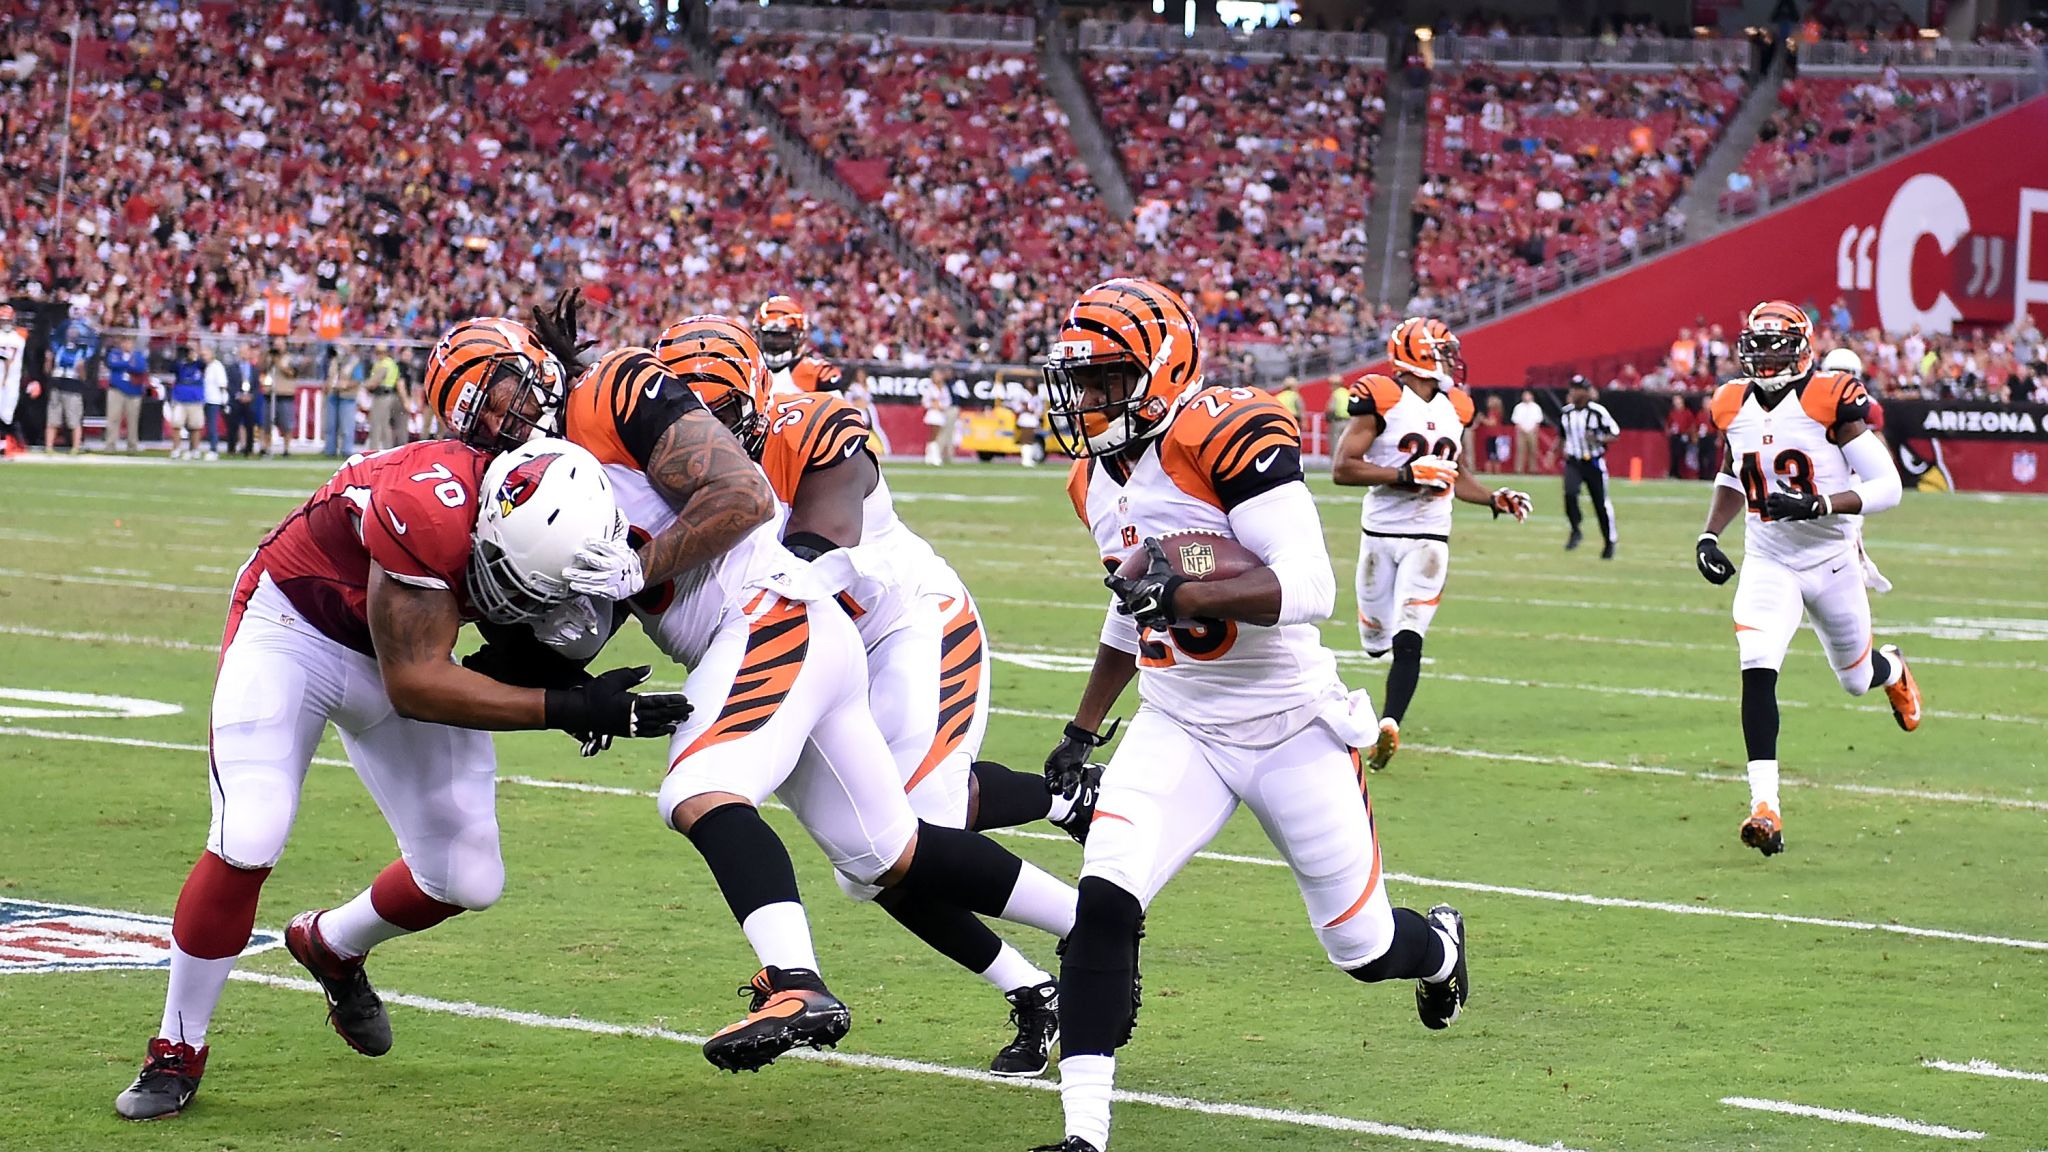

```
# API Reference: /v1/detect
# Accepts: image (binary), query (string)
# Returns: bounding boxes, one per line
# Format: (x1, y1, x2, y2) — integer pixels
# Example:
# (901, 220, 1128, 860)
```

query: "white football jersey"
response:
(1069, 386, 1341, 727)
(0, 328, 24, 394)
(1346, 374, 1476, 537)
(1711, 370, 1870, 571)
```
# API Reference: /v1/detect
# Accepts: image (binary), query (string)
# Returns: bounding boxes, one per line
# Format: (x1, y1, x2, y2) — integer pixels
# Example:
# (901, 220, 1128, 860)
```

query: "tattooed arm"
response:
(638, 408, 776, 587)
(368, 563, 548, 729)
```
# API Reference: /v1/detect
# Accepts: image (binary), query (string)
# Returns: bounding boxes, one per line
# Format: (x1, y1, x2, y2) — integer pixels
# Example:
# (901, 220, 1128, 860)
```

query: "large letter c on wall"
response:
(1875, 173, 1970, 334)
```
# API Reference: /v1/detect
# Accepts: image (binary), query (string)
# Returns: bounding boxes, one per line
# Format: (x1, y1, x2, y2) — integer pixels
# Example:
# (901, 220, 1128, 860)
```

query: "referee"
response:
(1558, 375, 1620, 558)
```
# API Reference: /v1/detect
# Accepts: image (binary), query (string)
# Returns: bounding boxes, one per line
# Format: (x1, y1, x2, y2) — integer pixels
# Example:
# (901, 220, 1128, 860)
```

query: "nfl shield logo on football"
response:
(2014, 451, 2038, 486)
(1178, 542, 1216, 578)
(0, 898, 282, 975)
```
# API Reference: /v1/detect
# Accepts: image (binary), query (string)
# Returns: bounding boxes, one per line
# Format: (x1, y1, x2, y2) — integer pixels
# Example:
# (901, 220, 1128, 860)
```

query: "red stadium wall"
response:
(1357, 97, 2048, 390)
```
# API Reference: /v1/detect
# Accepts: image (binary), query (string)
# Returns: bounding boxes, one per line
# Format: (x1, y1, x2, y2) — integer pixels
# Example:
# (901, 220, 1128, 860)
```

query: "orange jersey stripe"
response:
(904, 599, 985, 794)
(672, 599, 810, 764)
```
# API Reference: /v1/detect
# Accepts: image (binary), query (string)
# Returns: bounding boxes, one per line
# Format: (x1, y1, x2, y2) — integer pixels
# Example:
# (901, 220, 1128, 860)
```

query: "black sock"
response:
(1741, 667, 1780, 762)
(894, 822, 1023, 917)
(1061, 877, 1144, 1054)
(969, 760, 1052, 831)
(874, 887, 1004, 975)
(685, 803, 802, 924)
(1383, 630, 1424, 724)
(1868, 648, 1894, 692)
(1346, 907, 1447, 983)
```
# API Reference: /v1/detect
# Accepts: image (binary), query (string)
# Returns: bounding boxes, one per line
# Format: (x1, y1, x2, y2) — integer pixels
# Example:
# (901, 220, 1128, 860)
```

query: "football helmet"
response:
(655, 315, 773, 458)
(1387, 317, 1464, 389)
(468, 438, 626, 624)
(422, 318, 568, 453)
(754, 295, 808, 371)
(1820, 347, 1863, 377)
(1043, 278, 1203, 458)
(1737, 300, 1814, 391)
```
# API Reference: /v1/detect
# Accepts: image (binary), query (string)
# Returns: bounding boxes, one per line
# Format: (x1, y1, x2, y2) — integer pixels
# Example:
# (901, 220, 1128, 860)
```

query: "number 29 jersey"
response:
(1347, 374, 1476, 538)
(1067, 386, 1341, 729)
(1710, 370, 1868, 571)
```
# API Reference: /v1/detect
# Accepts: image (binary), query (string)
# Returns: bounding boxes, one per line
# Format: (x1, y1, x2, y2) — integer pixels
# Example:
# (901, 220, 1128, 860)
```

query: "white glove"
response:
(533, 594, 604, 648)
(563, 537, 645, 601)
(1404, 457, 1459, 490)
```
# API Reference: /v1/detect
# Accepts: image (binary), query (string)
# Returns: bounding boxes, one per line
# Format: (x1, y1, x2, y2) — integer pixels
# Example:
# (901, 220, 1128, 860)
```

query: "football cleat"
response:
(990, 980, 1060, 1078)
(703, 967, 851, 1072)
(1415, 904, 1468, 1031)
(1600, 541, 1615, 560)
(1880, 644, 1920, 732)
(1050, 762, 1105, 844)
(114, 1037, 208, 1121)
(284, 911, 393, 1056)
(1740, 802, 1784, 857)
(1365, 717, 1400, 773)
(1030, 1140, 1102, 1152)
(1565, 529, 1583, 551)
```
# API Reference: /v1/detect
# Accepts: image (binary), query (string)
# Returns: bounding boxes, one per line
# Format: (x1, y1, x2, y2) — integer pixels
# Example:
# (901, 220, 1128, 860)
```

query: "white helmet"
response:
(468, 438, 626, 624)
(1821, 347, 1864, 377)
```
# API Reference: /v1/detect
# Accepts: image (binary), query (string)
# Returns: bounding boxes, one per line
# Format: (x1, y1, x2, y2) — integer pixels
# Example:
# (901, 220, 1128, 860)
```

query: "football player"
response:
(1034, 279, 1468, 1152)
(666, 316, 1088, 1077)
(114, 321, 692, 1122)
(1696, 300, 1923, 857)
(525, 303, 1078, 1073)
(0, 303, 24, 455)
(1331, 317, 1532, 771)
(754, 295, 844, 396)
(1818, 347, 1893, 595)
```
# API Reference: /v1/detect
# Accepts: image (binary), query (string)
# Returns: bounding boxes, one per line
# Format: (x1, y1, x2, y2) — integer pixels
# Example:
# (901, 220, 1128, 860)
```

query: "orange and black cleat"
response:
(1880, 644, 1921, 732)
(1740, 802, 1784, 857)
(703, 966, 851, 1072)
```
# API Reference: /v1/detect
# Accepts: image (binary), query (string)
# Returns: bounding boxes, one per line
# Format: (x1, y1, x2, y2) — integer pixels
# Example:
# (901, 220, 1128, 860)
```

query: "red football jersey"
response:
(226, 440, 490, 656)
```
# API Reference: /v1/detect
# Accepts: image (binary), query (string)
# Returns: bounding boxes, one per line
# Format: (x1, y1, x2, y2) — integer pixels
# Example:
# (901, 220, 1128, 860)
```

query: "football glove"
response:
(563, 537, 646, 601)
(1695, 532, 1736, 585)
(533, 594, 606, 648)
(543, 665, 692, 739)
(530, 286, 596, 376)
(1045, 718, 1120, 799)
(1489, 487, 1532, 522)
(1104, 538, 1187, 631)
(1398, 458, 1458, 490)
(1763, 488, 1832, 521)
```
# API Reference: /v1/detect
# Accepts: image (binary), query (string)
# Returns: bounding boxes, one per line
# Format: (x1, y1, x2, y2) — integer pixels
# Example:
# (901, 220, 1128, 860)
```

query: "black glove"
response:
(543, 665, 692, 738)
(1104, 538, 1187, 631)
(1045, 717, 1119, 798)
(531, 286, 596, 376)
(1695, 533, 1736, 585)
(1763, 488, 1832, 522)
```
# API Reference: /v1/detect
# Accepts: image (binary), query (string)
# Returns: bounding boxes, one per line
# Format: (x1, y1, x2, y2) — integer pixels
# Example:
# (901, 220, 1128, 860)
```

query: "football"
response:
(1116, 530, 1263, 583)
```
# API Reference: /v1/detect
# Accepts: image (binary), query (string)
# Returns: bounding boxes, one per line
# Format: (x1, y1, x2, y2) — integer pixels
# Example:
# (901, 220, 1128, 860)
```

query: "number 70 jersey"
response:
(1066, 386, 1340, 727)
(1710, 371, 1868, 570)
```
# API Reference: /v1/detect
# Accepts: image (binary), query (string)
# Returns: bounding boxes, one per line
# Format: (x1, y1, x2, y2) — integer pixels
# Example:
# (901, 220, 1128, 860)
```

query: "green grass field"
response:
(3, 455, 2046, 1151)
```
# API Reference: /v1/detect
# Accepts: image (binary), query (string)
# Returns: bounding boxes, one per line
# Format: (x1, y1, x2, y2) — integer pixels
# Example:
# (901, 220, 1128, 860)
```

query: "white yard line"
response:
(1923, 1059, 2048, 1084)
(224, 970, 1579, 1152)
(0, 624, 219, 652)
(0, 568, 218, 596)
(1720, 1096, 1984, 1140)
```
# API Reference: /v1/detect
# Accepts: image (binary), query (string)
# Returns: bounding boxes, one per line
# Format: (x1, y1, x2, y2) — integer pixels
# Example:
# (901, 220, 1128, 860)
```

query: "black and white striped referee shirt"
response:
(1559, 402, 1620, 461)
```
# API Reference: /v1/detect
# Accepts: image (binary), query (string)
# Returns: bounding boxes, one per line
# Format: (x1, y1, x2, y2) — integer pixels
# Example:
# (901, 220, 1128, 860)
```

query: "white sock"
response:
(158, 944, 238, 1047)
(1000, 863, 1078, 939)
(1427, 927, 1459, 982)
(741, 902, 820, 974)
(1747, 759, 1780, 814)
(1045, 789, 1079, 825)
(1058, 1053, 1117, 1151)
(317, 891, 410, 960)
(979, 942, 1050, 994)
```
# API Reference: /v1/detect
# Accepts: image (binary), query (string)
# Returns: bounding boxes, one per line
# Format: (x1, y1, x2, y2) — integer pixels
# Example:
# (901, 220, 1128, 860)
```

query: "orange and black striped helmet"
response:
(1042, 278, 1202, 458)
(655, 314, 773, 457)
(753, 295, 808, 371)
(1737, 299, 1815, 390)
(422, 317, 568, 453)
(1386, 316, 1464, 389)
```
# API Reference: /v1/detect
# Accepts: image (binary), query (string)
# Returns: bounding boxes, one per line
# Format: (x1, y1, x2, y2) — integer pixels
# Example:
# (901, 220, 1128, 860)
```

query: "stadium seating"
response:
(1723, 73, 1997, 212)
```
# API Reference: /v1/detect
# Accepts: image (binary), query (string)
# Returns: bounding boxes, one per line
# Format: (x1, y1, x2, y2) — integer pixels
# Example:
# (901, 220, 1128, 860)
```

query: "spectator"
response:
(922, 369, 957, 466)
(364, 346, 407, 453)
(1511, 388, 1546, 472)
(203, 347, 230, 461)
(263, 343, 294, 456)
(326, 350, 367, 458)
(225, 353, 261, 458)
(1669, 327, 1699, 378)
(1665, 393, 1697, 478)
(167, 345, 208, 460)
(1274, 377, 1303, 421)
(102, 336, 151, 454)
(1326, 377, 1351, 451)
(43, 299, 98, 454)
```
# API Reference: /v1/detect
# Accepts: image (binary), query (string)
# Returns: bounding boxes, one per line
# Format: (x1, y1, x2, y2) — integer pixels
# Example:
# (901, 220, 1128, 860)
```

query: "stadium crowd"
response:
(1635, 312, 2048, 404)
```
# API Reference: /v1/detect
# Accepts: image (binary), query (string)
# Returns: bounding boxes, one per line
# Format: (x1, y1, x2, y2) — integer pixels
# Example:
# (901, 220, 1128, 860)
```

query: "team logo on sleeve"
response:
(0, 899, 282, 974)
(494, 452, 562, 515)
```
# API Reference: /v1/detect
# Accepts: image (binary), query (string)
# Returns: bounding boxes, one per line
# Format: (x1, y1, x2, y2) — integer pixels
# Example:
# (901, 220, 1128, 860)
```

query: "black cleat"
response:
(285, 911, 392, 1056)
(1415, 904, 1468, 1031)
(1030, 1140, 1102, 1152)
(1049, 762, 1105, 844)
(1741, 803, 1785, 857)
(990, 980, 1059, 1078)
(1600, 541, 1615, 560)
(1565, 530, 1583, 551)
(703, 967, 851, 1072)
(115, 1038, 208, 1121)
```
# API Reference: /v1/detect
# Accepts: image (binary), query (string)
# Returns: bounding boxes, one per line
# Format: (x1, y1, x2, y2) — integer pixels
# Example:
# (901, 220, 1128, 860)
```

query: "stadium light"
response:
(1184, 0, 1195, 37)
(1152, 0, 1163, 12)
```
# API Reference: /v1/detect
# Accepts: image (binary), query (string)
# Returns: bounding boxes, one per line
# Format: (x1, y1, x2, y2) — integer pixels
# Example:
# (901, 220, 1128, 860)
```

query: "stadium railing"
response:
(705, 5, 1035, 47)
(1424, 218, 1690, 332)
(1074, 20, 1388, 63)
(1430, 36, 1753, 72)
(1795, 40, 2045, 74)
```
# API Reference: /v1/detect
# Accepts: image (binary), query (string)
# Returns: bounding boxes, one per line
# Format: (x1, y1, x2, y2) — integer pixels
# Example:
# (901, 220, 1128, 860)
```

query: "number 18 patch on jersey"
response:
(0, 898, 282, 974)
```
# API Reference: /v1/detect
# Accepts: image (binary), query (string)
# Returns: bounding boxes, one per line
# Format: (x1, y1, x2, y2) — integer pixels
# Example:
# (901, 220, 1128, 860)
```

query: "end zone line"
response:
(225, 970, 1581, 1152)
(1924, 1059, 2048, 1084)
(1720, 1096, 1984, 1140)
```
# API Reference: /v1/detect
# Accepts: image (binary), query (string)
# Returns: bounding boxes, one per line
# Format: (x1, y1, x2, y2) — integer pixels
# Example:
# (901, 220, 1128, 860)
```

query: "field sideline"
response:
(2, 456, 2045, 1151)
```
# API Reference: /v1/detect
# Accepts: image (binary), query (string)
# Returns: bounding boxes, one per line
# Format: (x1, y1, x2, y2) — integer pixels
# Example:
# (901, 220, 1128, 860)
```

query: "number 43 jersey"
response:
(1710, 370, 1868, 571)
(1067, 386, 1341, 729)
(1347, 374, 1476, 538)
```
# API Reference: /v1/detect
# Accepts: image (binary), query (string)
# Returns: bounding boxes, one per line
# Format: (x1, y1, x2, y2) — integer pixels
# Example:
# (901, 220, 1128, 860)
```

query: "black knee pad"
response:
(1391, 631, 1424, 661)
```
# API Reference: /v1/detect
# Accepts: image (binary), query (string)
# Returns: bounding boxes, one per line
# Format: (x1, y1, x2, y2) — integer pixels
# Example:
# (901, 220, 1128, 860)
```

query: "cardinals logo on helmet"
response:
(494, 452, 561, 516)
